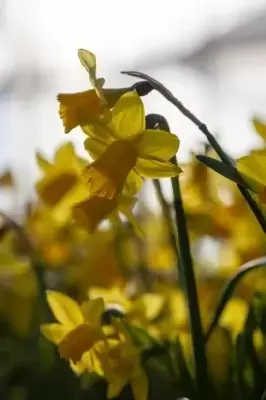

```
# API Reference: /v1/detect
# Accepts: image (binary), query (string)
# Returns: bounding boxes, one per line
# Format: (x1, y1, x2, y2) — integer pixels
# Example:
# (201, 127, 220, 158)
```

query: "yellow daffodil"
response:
(35, 142, 87, 210)
(96, 337, 148, 400)
(84, 91, 181, 195)
(236, 151, 266, 203)
(41, 290, 105, 371)
(219, 298, 249, 338)
(36, 142, 139, 230)
(58, 49, 127, 133)
(253, 117, 266, 142)
(88, 286, 164, 330)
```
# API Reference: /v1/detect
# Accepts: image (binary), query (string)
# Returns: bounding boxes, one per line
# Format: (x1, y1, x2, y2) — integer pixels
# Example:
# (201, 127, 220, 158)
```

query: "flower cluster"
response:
(36, 49, 180, 234)
(1, 49, 266, 400)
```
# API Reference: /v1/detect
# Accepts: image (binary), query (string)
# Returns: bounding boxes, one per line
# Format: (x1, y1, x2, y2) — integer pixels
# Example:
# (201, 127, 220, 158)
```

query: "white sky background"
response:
(1, 0, 266, 210)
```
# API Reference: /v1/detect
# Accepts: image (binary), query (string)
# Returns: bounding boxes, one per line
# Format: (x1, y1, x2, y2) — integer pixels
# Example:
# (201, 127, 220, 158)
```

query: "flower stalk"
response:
(122, 71, 266, 234)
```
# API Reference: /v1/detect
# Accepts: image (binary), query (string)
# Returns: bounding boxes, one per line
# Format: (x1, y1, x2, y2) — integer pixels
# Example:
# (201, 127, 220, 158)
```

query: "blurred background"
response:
(1, 0, 266, 214)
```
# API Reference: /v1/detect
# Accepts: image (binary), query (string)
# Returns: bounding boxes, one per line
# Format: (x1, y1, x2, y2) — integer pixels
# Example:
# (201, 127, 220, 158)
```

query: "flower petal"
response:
(36, 152, 52, 172)
(131, 372, 148, 400)
(111, 92, 145, 139)
(107, 374, 129, 398)
(36, 172, 78, 207)
(57, 90, 103, 133)
(55, 142, 76, 165)
(124, 169, 143, 196)
(82, 121, 114, 144)
(84, 137, 107, 160)
(140, 293, 164, 321)
(81, 298, 105, 327)
(46, 290, 83, 327)
(136, 129, 179, 161)
(253, 117, 266, 141)
(237, 154, 266, 192)
(73, 196, 118, 232)
(136, 159, 181, 178)
(41, 323, 69, 344)
(51, 181, 91, 225)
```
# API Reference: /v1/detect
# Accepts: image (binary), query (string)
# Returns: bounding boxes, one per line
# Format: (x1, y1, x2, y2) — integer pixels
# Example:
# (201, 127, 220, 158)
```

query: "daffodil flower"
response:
(41, 290, 105, 372)
(84, 91, 181, 196)
(35, 142, 87, 209)
(253, 117, 266, 142)
(96, 337, 148, 400)
(88, 287, 164, 333)
(236, 151, 266, 203)
(58, 49, 127, 133)
(36, 142, 139, 230)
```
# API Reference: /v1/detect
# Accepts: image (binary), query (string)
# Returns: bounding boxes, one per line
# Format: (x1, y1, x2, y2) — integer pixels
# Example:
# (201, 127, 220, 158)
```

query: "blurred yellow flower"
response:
(41, 291, 105, 369)
(219, 298, 249, 338)
(36, 142, 139, 231)
(89, 286, 164, 330)
(58, 49, 127, 133)
(84, 91, 181, 195)
(236, 151, 266, 202)
(96, 336, 148, 400)
(253, 117, 266, 142)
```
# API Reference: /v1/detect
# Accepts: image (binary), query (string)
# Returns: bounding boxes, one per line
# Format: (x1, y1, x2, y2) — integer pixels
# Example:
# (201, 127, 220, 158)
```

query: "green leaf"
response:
(196, 155, 251, 190)
(205, 257, 266, 342)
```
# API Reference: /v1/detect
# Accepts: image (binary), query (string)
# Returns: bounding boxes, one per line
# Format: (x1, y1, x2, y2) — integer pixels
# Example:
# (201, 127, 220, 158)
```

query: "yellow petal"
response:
(237, 154, 266, 200)
(82, 121, 114, 144)
(136, 159, 181, 178)
(85, 141, 138, 198)
(58, 323, 102, 364)
(51, 181, 91, 225)
(220, 298, 248, 336)
(124, 169, 143, 196)
(46, 290, 83, 327)
(69, 359, 86, 375)
(136, 129, 179, 161)
(36, 152, 52, 172)
(81, 298, 105, 326)
(36, 172, 78, 207)
(140, 293, 164, 321)
(84, 137, 107, 159)
(81, 349, 104, 376)
(111, 92, 145, 139)
(130, 372, 148, 400)
(73, 196, 118, 232)
(57, 90, 103, 133)
(41, 323, 69, 344)
(107, 374, 129, 398)
(253, 117, 266, 141)
(54, 142, 76, 165)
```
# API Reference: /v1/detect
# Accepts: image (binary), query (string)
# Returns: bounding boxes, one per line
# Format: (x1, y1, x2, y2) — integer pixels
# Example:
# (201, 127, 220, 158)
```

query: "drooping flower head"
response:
(58, 49, 128, 133)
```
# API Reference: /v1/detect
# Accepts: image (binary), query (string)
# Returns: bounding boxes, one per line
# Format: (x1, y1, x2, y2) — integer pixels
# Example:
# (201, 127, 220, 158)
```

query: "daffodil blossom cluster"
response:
(1, 48, 266, 400)
(41, 290, 148, 400)
(36, 49, 180, 233)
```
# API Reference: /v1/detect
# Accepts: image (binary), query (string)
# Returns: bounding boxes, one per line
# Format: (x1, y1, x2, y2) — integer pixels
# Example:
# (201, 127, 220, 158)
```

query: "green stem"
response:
(122, 71, 266, 234)
(146, 114, 179, 264)
(153, 177, 179, 258)
(171, 156, 209, 400)
(145, 114, 208, 398)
